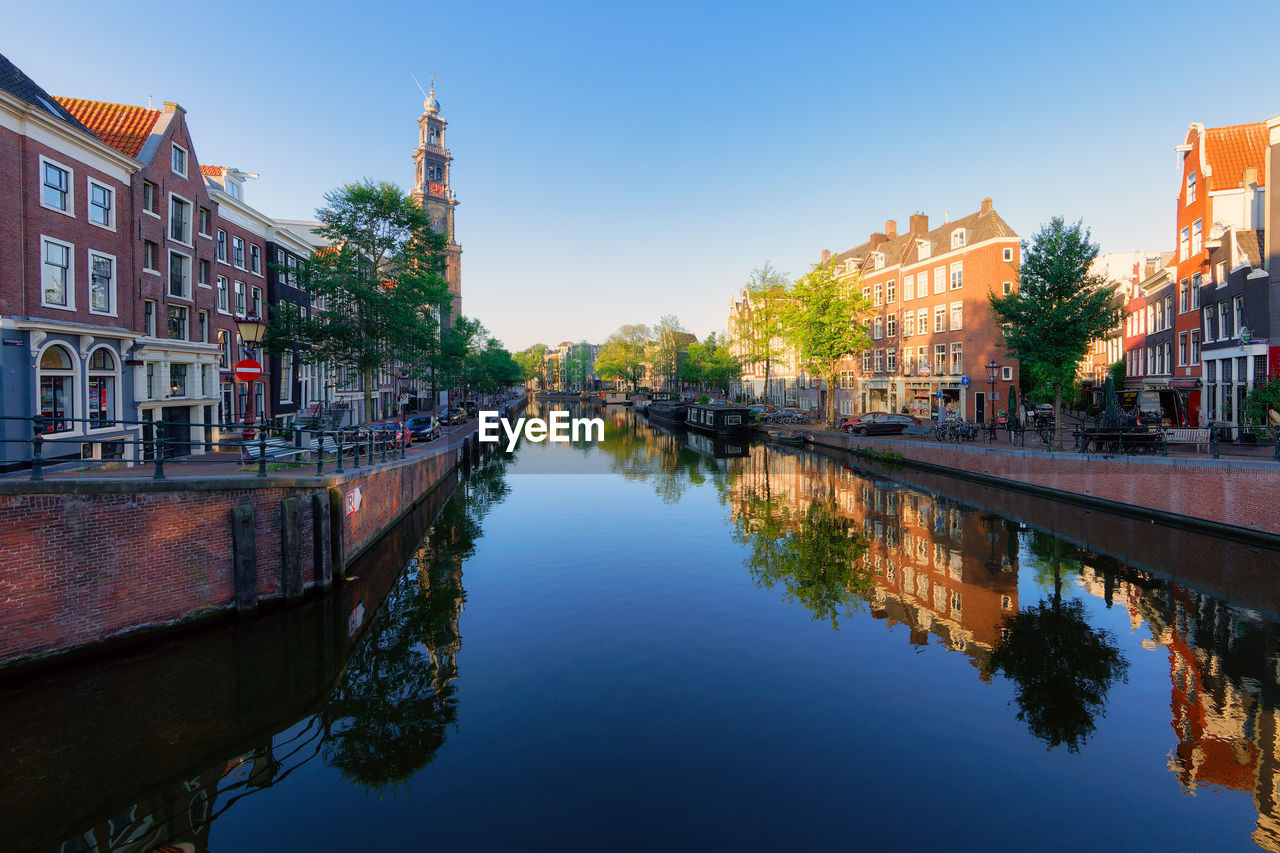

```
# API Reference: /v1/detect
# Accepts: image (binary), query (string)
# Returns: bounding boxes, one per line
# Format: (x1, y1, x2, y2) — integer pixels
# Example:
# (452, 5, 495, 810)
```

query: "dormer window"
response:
(918, 240, 931, 261)
(873, 252, 885, 270)
(171, 144, 187, 177)
(951, 229, 966, 249)
(845, 259, 856, 274)
(228, 180, 242, 201)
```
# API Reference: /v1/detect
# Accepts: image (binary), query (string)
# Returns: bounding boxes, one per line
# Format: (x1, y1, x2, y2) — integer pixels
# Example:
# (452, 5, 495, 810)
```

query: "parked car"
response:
(1032, 404, 1055, 425)
(747, 404, 777, 420)
(405, 415, 441, 442)
(840, 412, 921, 435)
(442, 408, 467, 425)
(369, 420, 412, 448)
(768, 407, 811, 425)
(461, 400, 479, 415)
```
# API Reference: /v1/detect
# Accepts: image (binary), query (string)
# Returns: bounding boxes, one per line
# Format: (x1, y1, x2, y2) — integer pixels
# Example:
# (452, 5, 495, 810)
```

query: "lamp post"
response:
(985, 359, 1001, 441)
(235, 314, 267, 439)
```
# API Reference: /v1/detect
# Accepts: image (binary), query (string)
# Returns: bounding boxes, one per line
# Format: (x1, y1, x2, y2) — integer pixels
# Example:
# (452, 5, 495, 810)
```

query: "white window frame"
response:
(87, 249, 117, 317)
(198, 309, 210, 343)
(87, 179, 115, 231)
(168, 249, 193, 301)
(951, 229, 966, 249)
(232, 236, 246, 270)
(40, 235, 75, 311)
(198, 206, 212, 238)
(1186, 171, 1196, 205)
(1001, 366, 1013, 381)
(171, 143, 188, 178)
(143, 299, 157, 337)
(903, 275, 914, 302)
(1003, 247, 1013, 262)
(39, 155, 74, 217)
(886, 313, 897, 338)
(933, 267, 945, 295)
(250, 244, 262, 276)
(950, 301, 963, 331)
(279, 352, 293, 403)
(234, 280, 247, 315)
(949, 261, 963, 290)
(1191, 219, 1202, 255)
(873, 282, 882, 306)
(250, 285, 262, 316)
(934, 305, 946, 333)
(197, 258, 211, 289)
(168, 192, 193, 246)
(917, 308, 927, 334)
(37, 342, 80, 434)
(142, 180, 160, 218)
(950, 342, 963, 375)
(216, 230, 228, 263)
(886, 281, 896, 303)
(217, 276, 231, 314)
(873, 317, 883, 339)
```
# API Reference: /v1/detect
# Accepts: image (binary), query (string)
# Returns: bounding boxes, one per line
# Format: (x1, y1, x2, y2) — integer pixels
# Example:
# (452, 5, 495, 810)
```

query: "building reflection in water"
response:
(32, 456, 509, 853)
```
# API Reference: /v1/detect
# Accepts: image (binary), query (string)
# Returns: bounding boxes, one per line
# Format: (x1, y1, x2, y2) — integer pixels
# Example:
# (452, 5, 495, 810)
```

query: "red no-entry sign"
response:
(234, 358, 263, 383)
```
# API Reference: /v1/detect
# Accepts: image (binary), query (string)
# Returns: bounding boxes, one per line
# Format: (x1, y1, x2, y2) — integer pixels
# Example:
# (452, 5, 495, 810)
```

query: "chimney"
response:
(909, 213, 929, 234)
(981, 197, 993, 214)
(1243, 167, 1258, 187)
(821, 249, 831, 263)
(869, 232, 887, 249)
(885, 219, 898, 238)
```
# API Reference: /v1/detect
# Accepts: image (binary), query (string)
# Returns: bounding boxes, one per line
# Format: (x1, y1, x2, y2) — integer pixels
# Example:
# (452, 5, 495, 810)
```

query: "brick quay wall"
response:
(803, 430, 1280, 542)
(0, 426, 494, 671)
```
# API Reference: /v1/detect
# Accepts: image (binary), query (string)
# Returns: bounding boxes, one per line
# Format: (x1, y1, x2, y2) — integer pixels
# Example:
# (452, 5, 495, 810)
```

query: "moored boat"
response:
(685, 403, 751, 435)
(646, 400, 689, 425)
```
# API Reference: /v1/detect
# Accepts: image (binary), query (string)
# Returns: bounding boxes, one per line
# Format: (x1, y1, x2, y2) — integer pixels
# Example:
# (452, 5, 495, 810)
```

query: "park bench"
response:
(308, 435, 341, 459)
(1163, 428, 1210, 454)
(241, 437, 307, 462)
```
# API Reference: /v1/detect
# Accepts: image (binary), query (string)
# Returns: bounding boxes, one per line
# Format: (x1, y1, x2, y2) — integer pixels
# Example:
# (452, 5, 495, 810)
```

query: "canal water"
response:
(3, 403, 1280, 852)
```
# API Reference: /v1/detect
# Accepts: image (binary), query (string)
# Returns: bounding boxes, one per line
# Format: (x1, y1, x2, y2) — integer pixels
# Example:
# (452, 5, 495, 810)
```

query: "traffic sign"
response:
(234, 358, 263, 383)
(961, 375, 970, 387)
(919, 365, 932, 377)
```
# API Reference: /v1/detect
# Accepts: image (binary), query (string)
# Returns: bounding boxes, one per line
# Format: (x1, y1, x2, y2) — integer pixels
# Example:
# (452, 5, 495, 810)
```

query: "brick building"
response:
(0, 53, 142, 465)
(1172, 120, 1270, 422)
(829, 198, 1021, 422)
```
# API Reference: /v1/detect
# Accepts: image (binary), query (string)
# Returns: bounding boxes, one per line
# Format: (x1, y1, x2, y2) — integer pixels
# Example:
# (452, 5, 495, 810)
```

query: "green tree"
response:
(513, 343, 549, 389)
(989, 218, 1122, 448)
(265, 180, 452, 424)
(733, 264, 790, 404)
(648, 315, 691, 391)
(780, 259, 874, 426)
(595, 324, 650, 391)
(561, 341, 594, 392)
(1108, 359, 1126, 391)
(680, 332, 741, 396)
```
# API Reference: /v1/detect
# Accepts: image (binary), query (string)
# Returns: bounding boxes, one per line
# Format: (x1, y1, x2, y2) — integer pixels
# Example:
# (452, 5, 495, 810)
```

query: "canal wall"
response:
(0, 470, 461, 852)
(802, 430, 1280, 542)
(0, 421, 495, 670)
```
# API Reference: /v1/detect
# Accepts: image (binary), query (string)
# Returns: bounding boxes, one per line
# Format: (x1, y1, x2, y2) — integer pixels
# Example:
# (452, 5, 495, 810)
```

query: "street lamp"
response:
(985, 360, 1001, 440)
(235, 314, 267, 438)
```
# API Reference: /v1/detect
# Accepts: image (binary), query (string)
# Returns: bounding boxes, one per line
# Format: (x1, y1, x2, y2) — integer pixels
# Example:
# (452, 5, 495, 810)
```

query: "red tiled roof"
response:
(200, 164, 225, 176)
(1203, 122, 1268, 191)
(53, 97, 161, 158)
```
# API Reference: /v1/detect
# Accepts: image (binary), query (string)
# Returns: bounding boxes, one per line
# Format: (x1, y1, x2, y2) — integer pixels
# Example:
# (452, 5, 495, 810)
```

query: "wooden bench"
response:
(1164, 427, 1210, 453)
(308, 435, 340, 458)
(241, 437, 308, 462)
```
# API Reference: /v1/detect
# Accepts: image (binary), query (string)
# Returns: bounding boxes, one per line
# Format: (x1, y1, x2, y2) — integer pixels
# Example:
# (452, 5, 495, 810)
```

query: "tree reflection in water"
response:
(989, 532, 1129, 753)
(732, 488, 873, 630)
(319, 454, 510, 790)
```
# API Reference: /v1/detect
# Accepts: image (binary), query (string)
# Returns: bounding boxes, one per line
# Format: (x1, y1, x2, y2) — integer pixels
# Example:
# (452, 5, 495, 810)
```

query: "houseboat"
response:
(685, 430, 751, 459)
(646, 400, 689, 426)
(603, 391, 630, 405)
(684, 403, 751, 435)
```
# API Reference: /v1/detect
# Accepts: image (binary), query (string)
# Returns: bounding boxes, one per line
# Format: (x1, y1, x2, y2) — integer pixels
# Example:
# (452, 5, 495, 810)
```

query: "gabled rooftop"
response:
(53, 97, 161, 158)
(1202, 122, 1268, 191)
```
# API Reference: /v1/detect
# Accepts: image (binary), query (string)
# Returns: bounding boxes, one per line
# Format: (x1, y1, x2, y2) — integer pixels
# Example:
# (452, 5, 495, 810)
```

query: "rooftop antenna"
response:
(147, 95, 152, 108)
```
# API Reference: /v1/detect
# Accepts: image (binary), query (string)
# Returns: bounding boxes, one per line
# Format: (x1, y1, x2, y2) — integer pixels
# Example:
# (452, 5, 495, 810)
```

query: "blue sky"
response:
(8, 0, 1279, 351)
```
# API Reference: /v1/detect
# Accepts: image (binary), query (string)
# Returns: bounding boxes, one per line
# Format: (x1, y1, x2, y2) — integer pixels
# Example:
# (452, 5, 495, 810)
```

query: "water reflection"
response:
(6, 405, 1280, 850)
(988, 532, 1130, 753)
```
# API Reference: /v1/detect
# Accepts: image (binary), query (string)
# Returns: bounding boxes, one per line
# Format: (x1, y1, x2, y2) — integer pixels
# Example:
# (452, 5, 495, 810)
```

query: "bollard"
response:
(30, 416, 45, 482)
(280, 497, 303, 601)
(312, 492, 333, 589)
(230, 504, 258, 613)
(153, 422, 166, 480)
(1211, 427, 1219, 459)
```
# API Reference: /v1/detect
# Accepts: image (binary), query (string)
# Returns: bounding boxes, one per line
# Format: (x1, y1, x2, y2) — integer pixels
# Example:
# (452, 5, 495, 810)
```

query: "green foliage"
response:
(1243, 378, 1280, 431)
(263, 180, 452, 423)
(560, 341, 594, 390)
(732, 494, 873, 629)
(513, 343, 549, 387)
(734, 264, 790, 402)
(1108, 359, 1126, 390)
(989, 218, 1121, 446)
(780, 260, 874, 426)
(595, 325, 649, 390)
(680, 331, 742, 395)
(648, 315, 691, 389)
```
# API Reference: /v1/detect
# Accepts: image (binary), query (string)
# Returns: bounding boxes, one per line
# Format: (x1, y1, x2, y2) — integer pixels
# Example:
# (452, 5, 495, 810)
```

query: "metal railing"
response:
(0, 414, 422, 481)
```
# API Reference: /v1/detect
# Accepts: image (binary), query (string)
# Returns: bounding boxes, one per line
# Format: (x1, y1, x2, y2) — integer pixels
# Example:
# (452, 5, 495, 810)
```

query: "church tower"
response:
(411, 81, 462, 322)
